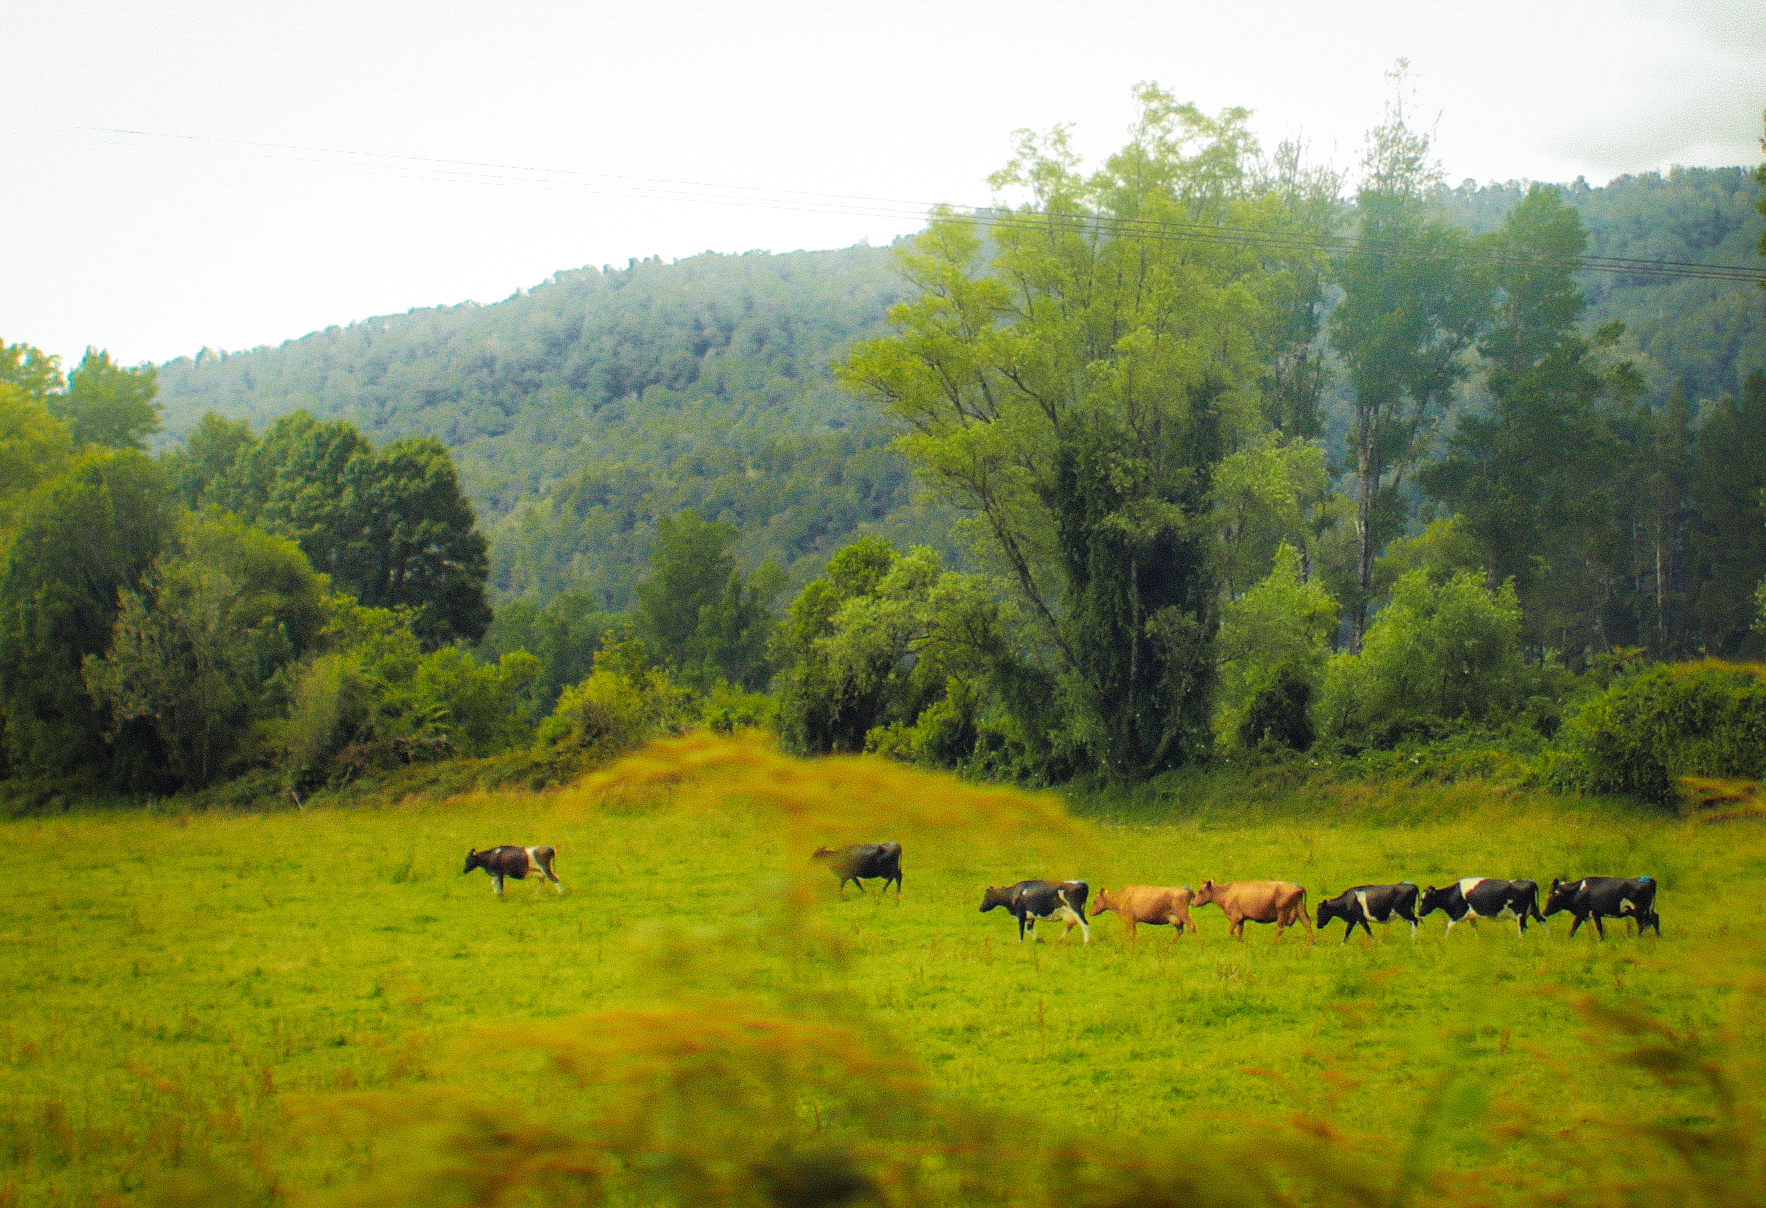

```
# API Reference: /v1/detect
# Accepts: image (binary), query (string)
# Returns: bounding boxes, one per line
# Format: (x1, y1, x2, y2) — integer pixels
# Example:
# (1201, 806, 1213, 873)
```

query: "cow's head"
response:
(1192, 880, 1220, 907)
(1542, 878, 1578, 917)
(1315, 890, 1341, 930)
(462, 849, 483, 875)
(1417, 885, 1453, 917)
(979, 886, 1011, 913)
(810, 847, 836, 863)
(1090, 888, 1117, 917)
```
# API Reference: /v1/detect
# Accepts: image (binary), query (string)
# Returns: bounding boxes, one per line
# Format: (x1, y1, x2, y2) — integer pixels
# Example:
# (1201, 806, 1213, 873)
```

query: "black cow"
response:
(463, 846, 564, 896)
(812, 842, 903, 896)
(1418, 877, 1545, 935)
(979, 880, 1090, 944)
(1544, 876, 1660, 939)
(1316, 882, 1420, 942)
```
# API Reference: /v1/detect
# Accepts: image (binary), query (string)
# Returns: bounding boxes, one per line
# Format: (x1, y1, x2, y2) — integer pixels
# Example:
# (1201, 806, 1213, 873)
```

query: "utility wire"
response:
(81, 125, 1766, 285)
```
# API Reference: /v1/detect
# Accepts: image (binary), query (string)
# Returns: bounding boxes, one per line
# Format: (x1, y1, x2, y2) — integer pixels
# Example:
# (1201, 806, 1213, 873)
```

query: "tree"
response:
(83, 511, 328, 787)
(1214, 543, 1338, 748)
(1687, 371, 1766, 656)
(163, 411, 256, 509)
(634, 510, 777, 692)
(842, 86, 1305, 778)
(1331, 83, 1489, 650)
(1420, 186, 1642, 656)
(0, 451, 177, 781)
(338, 438, 492, 647)
(49, 348, 162, 450)
(1318, 569, 1528, 746)
(189, 411, 492, 647)
(0, 342, 75, 545)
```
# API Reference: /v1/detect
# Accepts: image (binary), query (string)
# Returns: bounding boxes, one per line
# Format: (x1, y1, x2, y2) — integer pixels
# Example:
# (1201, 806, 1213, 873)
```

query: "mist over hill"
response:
(155, 167, 1764, 608)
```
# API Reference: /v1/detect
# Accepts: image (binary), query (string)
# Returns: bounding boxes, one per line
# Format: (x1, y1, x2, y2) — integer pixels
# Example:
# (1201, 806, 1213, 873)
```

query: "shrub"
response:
(537, 637, 693, 756)
(1554, 660, 1766, 804)
(1319, 569, 1529, 746)
(1236, 663, 1316, 752)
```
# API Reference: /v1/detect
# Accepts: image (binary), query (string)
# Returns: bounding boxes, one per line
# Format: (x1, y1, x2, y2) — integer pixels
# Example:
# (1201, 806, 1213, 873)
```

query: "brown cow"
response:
(1090, 885, 1196, 941)
(1192, 879, 1312, 941)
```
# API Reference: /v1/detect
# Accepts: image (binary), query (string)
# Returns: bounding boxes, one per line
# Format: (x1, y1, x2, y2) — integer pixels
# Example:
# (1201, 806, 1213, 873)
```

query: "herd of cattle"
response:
(465, 840, 1661, 943)
(811, 841, 1662, 944)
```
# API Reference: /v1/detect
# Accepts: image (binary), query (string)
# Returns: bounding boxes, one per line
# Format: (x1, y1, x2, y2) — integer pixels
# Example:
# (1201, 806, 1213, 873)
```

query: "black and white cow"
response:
(812, 842, 903, 896)
(463, 846, 564, 896)
(1418, 878, 1545, 935)
(1316, 882, 1420, 942)
(979, 880, 1091, 944)
(1543, 876, 1660, 939)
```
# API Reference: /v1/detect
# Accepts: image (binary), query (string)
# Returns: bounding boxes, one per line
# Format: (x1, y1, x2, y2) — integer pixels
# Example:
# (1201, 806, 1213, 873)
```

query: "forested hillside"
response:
(158, 169, 1758, 614)
(156, 246, 955, 608)
(156, 169, 1762, 611)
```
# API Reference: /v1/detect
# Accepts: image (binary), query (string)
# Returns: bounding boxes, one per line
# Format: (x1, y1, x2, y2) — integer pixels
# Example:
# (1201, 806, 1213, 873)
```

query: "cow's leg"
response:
(1356, 917, 1373, 941)
(1593, 914, 1607, 940)
(1569, 914, 1584, 938)
(541, 863, 564, 893)
(492, 873, 505, 896)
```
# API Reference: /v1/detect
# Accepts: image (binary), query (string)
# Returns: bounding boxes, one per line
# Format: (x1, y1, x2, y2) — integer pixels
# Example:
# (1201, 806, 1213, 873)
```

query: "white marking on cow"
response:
(1457, 877, 1487, 900)
(1354, 890, 1373, 926)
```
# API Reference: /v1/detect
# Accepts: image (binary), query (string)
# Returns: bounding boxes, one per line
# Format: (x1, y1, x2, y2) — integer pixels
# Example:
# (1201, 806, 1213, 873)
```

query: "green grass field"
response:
(2, 763, 1763, 1206)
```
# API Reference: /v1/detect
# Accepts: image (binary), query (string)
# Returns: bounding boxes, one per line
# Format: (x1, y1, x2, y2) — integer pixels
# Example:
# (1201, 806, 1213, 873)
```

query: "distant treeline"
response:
(152, 167, 1764, 614)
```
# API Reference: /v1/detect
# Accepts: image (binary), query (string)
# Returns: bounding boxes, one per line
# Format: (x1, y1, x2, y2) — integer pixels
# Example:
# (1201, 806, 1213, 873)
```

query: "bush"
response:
(1236, 663, 1316, 751)
(1319, 569, 1529, 746)
(1554, 660, 1766, 804)
(537, 637, 693, 756)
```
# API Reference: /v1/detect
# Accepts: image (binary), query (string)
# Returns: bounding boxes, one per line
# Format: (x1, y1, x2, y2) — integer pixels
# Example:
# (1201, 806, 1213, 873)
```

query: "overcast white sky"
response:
(3, 0, 1762, 368)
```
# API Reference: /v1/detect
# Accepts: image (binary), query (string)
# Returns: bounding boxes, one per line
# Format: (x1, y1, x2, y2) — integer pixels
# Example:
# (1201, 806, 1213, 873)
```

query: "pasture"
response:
(1, 772, 1762, 1206)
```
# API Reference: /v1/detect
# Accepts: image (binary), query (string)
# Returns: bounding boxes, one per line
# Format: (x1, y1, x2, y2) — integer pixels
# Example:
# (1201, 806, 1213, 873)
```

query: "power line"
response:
(77, 125, 1766, 286)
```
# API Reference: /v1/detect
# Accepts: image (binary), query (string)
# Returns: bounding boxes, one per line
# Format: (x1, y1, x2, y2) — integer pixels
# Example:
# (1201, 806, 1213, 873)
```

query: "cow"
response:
(1316, 882, 1420, 943)
(812, 842, 903, 896)
(1090, 885, 1196, 941)
(1543, 876, 1660, 939)
(980, 880, 1091, 944)
(1192, 880, 1313, 941)
(463, 846, 564, 896)
(1417, 878, 1544, 935)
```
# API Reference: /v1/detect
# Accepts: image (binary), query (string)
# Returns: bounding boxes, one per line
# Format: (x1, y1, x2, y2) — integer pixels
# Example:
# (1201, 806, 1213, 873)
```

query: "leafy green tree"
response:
(1687, 371, 1766, 656)
(1213, 432, 1330, 600)
(82, 511, 328, 787)
(0, 451, 177, 780)
(185, 410, 492, 647)
(1331, 91, 1489, 649)
(1214, 543, 1338, 748)
(49, 349, 162, 450)
(634, 510, 777, 691)
(536, 636, 692, 757)
(1421, 186, 1643, 656)
(1, 339, 65, 398)
(163, 411, 256, 509)
(478, 591, 619, 713)
(843, 87, 1305, 777)
(1318, 568, 1527, 746)
(339, 437, 493, 646)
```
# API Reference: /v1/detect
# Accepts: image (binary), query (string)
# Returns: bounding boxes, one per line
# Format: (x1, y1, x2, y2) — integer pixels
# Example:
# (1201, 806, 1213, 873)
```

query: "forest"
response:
(3, 88, 1765, 808)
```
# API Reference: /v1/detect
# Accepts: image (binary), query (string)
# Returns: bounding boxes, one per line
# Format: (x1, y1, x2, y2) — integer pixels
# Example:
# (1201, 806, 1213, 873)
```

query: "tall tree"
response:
(50, 349, 162, 450)
(1421, 186, 1642, 656)
(1330, 87, 1489, 649)
(634, 510, 776, 691)
(1687, 371, 1766, 656)
(0, 451, 177, 781)
(186, 411, 492, 647)
(844, 87, 1301, 777)
(83, 512, 327, 788)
